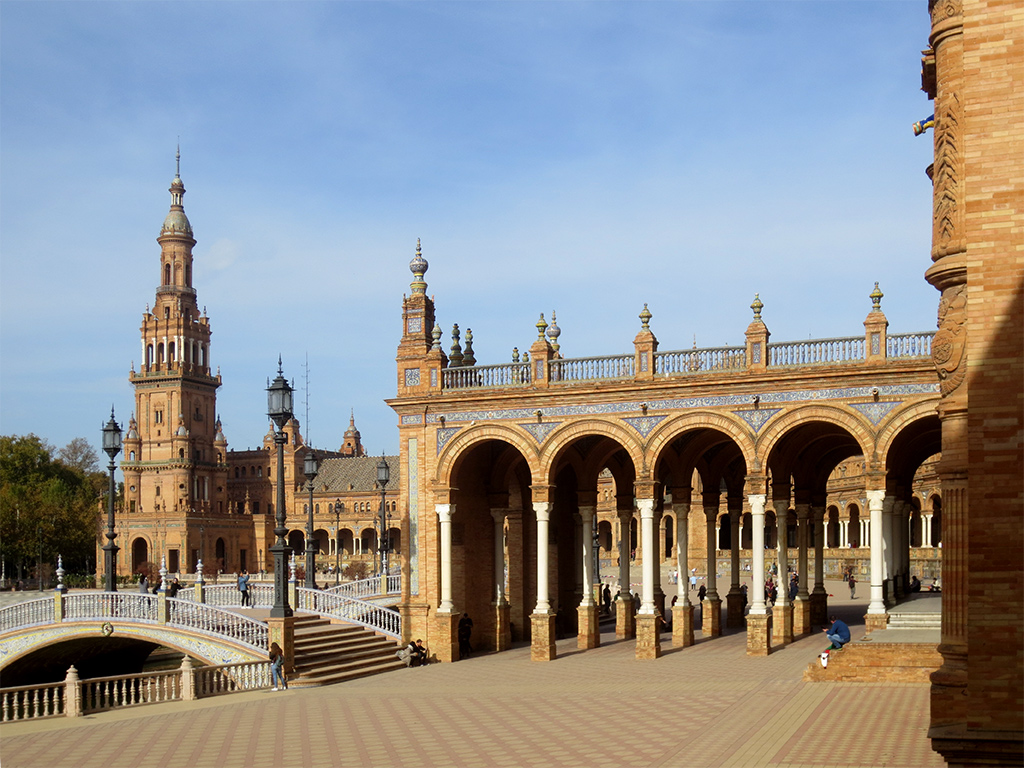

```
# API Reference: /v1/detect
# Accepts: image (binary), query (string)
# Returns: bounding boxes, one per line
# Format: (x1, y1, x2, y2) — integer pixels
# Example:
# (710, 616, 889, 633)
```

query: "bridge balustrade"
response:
(81, 669, 181, 714)
(64, 592, 159, 622)
(295, 587, 401, 637)
(325, 573, 401, 599)
(167, 600, 268, 650)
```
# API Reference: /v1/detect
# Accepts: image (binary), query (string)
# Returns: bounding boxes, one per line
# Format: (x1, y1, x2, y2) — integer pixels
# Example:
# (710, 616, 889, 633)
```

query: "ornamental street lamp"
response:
(101, 407, 122, 592)
(376, 454, 390, 577)
(304, 450, 318, 589)
(334, 498, 342, 586)
(267, 358, 294, 618)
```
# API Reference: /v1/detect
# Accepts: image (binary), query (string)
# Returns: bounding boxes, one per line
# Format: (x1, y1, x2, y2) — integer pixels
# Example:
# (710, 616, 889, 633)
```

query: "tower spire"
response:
(175, 142, 181, 180)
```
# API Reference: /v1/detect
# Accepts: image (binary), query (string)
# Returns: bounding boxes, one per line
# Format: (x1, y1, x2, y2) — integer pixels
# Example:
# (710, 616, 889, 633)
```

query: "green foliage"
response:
(0, 434, 103, 575)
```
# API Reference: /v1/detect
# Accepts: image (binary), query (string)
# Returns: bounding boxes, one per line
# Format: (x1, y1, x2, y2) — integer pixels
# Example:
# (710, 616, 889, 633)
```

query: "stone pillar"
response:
(615, 509, 635, 640)
(267, 615, 296, 675)
(64, 666, 82, 717)
(180, 655, 197, 700)
(866, 489, 888, 632)
(505, 509, 524, 642)
(635, 498, 661, 659)
(771, 501, 793, 647)
(702, 506, 721, 638)
(672, 501, 694, 648)
(726, 508, 744, 628)
(746, 493, 770, 656)
(433, 503, 458, 662)
(923, 513, 932, 548)
(577, 506, 599, 650)
(792, 504, 811, 637)
(882, 495, 895, 604)
(810, 506, 828, 626)
(653, 506, 666, 616)
(491, 509, 511, 652)
(530, 501, 556, 661)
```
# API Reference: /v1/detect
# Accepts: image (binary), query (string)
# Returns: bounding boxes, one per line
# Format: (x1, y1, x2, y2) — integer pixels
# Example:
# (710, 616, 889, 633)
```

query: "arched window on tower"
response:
(185, 264, 191, 286)
(157, 343, 165, 364)
(168, 342, 175, 362)
(164, 263, 171, 285)
(147, 344, 154, 367)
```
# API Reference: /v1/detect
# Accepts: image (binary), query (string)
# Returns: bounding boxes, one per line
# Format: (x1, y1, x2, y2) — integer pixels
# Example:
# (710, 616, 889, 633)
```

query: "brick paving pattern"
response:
(1, 602, 942, 768)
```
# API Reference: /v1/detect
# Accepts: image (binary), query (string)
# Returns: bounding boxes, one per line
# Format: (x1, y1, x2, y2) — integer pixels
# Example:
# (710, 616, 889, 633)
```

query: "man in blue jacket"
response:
(823, 615, 851, 650)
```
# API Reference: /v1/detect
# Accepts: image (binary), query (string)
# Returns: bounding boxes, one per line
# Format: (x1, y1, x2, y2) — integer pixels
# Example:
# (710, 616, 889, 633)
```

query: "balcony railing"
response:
(550, 354, 634, 382)
(768, 336, 866, 367)
(655, 346, 746, 375)
(887, 332, 933, 358)
(443, 362, 530, 389)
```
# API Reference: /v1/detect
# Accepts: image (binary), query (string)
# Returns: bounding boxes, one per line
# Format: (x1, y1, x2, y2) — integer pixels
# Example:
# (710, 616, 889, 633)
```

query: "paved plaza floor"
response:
(1, 579, 942, 768)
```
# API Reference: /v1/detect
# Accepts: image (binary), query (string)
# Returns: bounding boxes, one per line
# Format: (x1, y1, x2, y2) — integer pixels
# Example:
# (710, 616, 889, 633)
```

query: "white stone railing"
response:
(0, 658, 272, 722)
(325, 574, 400, 599)
(81, 669, 181, 713)
(768, 336, 865, 367)
(64, 592, 159, 622)
(655, 345, 746, 375)
(295, 588, 401, 638)
(550, 354, 634, 382)
(167, 599, 268, 651)
(444, 362, 531, 389)
(887, 332, 933, 358)
(0, 681, 64, 721)
(0, 598, 54, 632)
(174, 583, 273, 608)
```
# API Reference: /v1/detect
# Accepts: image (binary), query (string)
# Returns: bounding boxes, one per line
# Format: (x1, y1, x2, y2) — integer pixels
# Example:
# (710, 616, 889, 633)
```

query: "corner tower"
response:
(120, 154, 229, 575)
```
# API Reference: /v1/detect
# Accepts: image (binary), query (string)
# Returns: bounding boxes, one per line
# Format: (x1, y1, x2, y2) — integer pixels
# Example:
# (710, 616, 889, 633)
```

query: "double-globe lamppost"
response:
(376, 454, 390, 577)
(303, 451, 318, 589)
(267, 359, 294, 619)
(101, 407, 122, 592)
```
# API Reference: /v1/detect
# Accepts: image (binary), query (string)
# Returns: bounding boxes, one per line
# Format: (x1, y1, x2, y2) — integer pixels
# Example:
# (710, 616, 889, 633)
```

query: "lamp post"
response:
(267, 358, 294, 619)
(334, 498, 342, 586)
(376, 455, 390, 577)
(101, 407, 122, 592)
(303, 450, 318, 589)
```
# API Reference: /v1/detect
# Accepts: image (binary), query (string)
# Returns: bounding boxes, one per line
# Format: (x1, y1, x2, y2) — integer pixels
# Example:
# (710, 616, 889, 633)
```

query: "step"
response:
(290, 658, 406, 688)
(803, 638, 941, 683)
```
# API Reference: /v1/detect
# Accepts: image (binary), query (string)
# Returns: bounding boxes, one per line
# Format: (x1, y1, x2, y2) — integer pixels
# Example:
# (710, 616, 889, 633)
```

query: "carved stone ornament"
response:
(932, 92, 963, 259)
(930, 0, 962, 24)
(932, 284, 967, 396)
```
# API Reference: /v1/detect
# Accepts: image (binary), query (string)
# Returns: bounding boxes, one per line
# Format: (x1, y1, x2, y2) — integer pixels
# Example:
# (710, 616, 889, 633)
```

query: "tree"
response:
(0, 434, 103, 578)
(57, 437, 100, 475)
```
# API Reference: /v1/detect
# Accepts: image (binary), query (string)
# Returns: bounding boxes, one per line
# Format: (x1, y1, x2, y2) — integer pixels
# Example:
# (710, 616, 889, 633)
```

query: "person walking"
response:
(269, 642, 287, 690)
(848, 573, 857, 599)
(238, 570, 251, 606)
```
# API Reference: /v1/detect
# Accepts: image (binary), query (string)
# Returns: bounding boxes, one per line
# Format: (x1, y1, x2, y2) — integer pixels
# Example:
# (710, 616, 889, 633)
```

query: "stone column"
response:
(923, 513, 933, 548)
(866, 489, 888, 631)
(771, 501, 793, 647)
(810, 506, 828, 626)
(746, 493, 770, 656)
(635, 498, 661, 659)
(702, 506, 722, 638)
(726, 508, 744, 628)
(672, 501, 694, 648)
(793, 504, 811, 637)
(615, 508, 635, 640)
(434, 503, 458, 662)
(577, 506, 599, 649)
(882, 495, 895, 605)
(505, 509, 524, 642)
(491, 509, 511, 652)
(653, 506, 666, 616)
(530, 501, 556, 661)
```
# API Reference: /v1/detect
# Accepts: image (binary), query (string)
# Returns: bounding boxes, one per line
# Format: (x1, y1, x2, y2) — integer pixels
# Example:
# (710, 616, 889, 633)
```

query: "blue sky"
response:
(0, 1, 937, 463)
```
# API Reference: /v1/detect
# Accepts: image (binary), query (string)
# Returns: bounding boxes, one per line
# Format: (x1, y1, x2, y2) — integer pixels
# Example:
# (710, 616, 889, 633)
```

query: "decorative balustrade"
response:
(325, 574, 401, 599)
(64, 592, 159, 622)
(81, 669, 181, 713)
(768, 336, 866, 367)
(443, 362, 530, 389)
(194, 660, 270, 697)
(174, 583, 273, 608)
(887, 332, 933, 358)
(1, 658, 273, 722)
(655, 346, 746, 375)
(167, 599, 268, 651)
(295, 588, 401, 638)
(1, 682, 64, 721)
(0, 598, 53, 632)
(550, 354, 634, 382)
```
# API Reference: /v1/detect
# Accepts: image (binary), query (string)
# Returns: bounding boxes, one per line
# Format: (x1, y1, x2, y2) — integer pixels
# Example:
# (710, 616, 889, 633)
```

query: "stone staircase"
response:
(289, 614, 405, 688)
(803, 595, 942, 683)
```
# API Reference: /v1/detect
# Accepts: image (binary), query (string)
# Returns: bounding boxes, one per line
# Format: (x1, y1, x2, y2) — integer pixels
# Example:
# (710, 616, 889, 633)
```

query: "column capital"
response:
(577, 505, 595, 523)
(533, 501, 552, 522)
(672, 501, 691, 518)
(490, 508, 507, 524)
(795, 503, 810, 520)
(636, 498, 655, 518)
(703, 505, 718, 522)
(616, 508, 633, 524)
(866, 489, 886, 510)
(436, 503, 454, 524)
(747, 493, 766, 514)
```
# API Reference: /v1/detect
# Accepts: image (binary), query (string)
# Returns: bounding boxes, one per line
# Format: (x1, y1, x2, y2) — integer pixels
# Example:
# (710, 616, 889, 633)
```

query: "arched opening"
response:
(131, 538, 149, 575)
(214, 538, 226, 572)
(163, 263, 171, 285)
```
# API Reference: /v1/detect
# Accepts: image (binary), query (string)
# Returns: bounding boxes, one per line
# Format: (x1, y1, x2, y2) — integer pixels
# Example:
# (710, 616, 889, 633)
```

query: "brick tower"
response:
(120, 153, 231, 576)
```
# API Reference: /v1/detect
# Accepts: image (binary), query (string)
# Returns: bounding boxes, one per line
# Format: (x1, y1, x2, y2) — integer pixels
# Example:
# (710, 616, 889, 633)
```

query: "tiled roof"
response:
(314, 455, 400, 494)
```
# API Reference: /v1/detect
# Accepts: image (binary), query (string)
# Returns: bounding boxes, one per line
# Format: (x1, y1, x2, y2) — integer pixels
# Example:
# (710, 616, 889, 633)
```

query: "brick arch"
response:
(647, 410, 756, 482)
(874, 399, 942, 465)
(536, 418, 645, 486)
(434, 423, 540, 489)
(756, 404, 875, 470)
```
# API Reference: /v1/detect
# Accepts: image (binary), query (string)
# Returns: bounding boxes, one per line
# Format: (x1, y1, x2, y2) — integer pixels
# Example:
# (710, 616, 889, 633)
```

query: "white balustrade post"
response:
(867, 489, 887, 617)
(748, 495, 767, 615)
(180, 655, 197, 701)
(533, 502, 552, 614)
(64, 666, 82, 717)
(436, 504, 454, 614)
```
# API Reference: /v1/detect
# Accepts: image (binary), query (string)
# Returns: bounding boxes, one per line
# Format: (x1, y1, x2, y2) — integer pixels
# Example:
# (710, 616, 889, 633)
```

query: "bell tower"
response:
(121, 152, 229, 575)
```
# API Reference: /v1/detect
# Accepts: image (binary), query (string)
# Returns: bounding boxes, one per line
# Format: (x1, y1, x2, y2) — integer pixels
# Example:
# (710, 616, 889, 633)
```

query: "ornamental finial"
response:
(751, 294, 763, 320)
(870, 282, 884, 311)
(639, 303, 652, 330)
(409, 238, 429, 294)
(536, 313, 548, 341)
